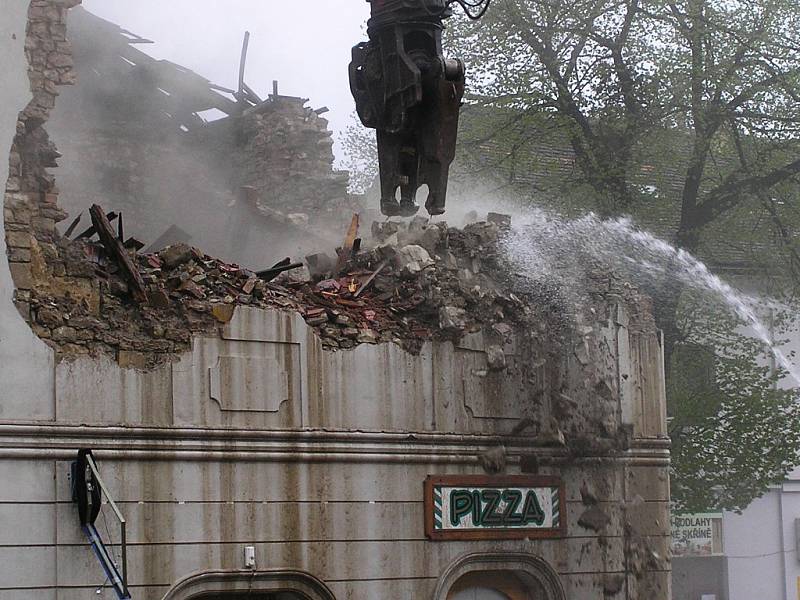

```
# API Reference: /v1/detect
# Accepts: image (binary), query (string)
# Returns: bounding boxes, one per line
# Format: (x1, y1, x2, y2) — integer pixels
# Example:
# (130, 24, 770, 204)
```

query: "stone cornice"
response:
(0, 422, 670, 465)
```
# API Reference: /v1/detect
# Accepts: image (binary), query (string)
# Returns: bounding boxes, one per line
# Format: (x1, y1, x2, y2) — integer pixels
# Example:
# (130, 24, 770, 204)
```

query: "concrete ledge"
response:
(0, 422, 670, 465)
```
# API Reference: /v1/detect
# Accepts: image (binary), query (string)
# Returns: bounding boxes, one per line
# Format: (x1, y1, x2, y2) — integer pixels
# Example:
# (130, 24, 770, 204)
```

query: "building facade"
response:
(1, 2, 671, 599)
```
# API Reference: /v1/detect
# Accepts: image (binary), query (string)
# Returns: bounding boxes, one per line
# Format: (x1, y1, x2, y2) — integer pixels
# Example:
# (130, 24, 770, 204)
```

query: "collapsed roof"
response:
(46, 7, 357, 269)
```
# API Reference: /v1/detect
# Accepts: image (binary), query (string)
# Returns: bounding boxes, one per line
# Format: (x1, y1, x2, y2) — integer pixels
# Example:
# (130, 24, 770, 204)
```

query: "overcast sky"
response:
(81, 0, 371, 159)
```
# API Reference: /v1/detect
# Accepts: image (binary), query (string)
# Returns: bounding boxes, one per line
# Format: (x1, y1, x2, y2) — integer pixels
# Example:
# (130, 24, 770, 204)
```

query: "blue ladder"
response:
(82, 523, 131, 599)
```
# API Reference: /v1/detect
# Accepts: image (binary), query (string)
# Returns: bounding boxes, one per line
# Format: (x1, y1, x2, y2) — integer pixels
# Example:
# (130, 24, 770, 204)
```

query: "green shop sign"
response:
(424, 475, 566, 540)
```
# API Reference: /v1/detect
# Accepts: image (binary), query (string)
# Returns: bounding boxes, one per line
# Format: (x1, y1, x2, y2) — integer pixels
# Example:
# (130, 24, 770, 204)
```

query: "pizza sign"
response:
(424, 475, 566, 540)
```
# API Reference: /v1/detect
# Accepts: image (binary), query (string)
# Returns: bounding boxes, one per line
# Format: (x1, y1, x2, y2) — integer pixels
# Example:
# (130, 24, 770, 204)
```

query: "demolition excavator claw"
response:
(349, 0, 491, 217)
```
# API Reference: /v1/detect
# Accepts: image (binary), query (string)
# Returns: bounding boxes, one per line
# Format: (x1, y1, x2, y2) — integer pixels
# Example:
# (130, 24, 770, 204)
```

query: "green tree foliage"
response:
(669, 294, 800, 511)
(340, 112, 378, 195)
(448, 0, 800, 250)
(442, 0, 800, 511)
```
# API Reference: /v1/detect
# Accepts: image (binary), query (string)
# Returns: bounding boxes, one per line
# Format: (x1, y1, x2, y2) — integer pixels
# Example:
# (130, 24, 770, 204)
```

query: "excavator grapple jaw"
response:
(350, 0, 466, 217)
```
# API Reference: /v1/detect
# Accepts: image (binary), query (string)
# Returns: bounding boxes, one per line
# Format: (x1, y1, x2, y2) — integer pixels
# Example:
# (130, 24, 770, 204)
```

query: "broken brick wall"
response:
(1, 1, 351, 337)
(2, 0, 217, 360)
(230, 97, 353, 225)
(4, 0, 81, 322)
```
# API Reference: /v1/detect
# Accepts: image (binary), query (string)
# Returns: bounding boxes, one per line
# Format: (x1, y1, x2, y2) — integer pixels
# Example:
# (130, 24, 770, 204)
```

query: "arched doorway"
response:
(193, 595, 305, 600)
(451, 588, 509, 600)
(161, 570, 336, 600)
(435, 553, 566, 600)
(447, 569, 548, 600)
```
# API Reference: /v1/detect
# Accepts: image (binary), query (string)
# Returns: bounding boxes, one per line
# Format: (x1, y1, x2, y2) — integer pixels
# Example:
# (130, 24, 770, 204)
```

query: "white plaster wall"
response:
(0, 0, 56, 420)
(779, 479, 800, 600)
(724, 478, 800, 600)
(723, 491, 786, 600)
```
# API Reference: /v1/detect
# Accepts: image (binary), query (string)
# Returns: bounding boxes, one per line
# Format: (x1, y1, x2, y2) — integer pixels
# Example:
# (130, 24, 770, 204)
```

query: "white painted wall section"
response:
(0, 0, 56, 421)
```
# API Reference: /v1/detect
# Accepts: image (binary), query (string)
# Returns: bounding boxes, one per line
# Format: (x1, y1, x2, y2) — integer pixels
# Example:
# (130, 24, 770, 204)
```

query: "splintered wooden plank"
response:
(238, 31, 251, 99)
(75, 211, 117, 239)
(354, 260, 388, 298)
(256, 258, 304, 282)
(63, 213, 82, 238)
(89, 204, 147, 303)
(335, 213, 360, 274)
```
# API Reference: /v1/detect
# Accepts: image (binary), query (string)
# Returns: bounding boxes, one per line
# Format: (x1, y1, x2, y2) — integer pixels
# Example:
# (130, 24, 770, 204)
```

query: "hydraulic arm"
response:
(350, 0, 490, 217)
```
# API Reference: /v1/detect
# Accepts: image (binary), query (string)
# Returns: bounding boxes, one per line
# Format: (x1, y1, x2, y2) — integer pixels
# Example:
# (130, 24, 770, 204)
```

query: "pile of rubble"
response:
(27, 207, 572, 365)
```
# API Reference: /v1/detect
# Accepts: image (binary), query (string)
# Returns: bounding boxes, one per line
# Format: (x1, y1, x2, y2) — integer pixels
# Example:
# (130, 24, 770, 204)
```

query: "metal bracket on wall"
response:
(71, 449, 131, 600)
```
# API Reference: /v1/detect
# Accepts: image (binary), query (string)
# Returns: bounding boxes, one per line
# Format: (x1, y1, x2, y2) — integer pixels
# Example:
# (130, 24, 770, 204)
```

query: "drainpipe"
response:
(771, 305, 790, 600)
(780, 488, 789, 600)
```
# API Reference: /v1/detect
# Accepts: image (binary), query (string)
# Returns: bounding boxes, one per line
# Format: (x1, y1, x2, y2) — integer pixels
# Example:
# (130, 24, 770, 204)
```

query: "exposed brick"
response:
(57, 68, 76, 85)
(6, 231, 32, 249)
(27, 5, 50, 20)
(9, 262, 33, 289)
(46, 51, 72, 69)
(33, 90, 56, 109)
(36, 306, 63, 328)
(28, 22, 49, 39)
(32, 216, 55, 233)
(31, 324, 51, 339)
(40, 206, 68, 221)
(51, 325, 76, 341)
(5, 192, 35, 209)
(7, 247, 32, 262)
(37, 242, 58, 260)
(51, 261, 65, 276)
(117, 350, 148, 370)
(13, 289, 31, 303)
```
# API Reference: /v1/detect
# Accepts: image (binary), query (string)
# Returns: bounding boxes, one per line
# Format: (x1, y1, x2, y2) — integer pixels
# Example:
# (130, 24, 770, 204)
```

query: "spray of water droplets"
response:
(499, 207, 800, 386)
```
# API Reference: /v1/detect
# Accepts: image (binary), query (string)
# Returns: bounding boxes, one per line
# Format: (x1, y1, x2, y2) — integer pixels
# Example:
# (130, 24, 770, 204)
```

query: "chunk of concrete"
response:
(485, 344, 507, 371)
(408, 215, 429, 232)
(439, 305, 466, 333)
(371, 220, 402, 242)
(479, 445, 507, 474)
(487, 212, 512, 229)
(396, 244, 434, 275)
(159, 243, 193, 269)
(417, 226, 442, 254)
(305, 252, 335, 278)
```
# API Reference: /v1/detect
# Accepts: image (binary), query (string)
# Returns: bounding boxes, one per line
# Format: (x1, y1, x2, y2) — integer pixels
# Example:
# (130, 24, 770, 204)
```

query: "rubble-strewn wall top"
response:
(21, 218, 550, 364)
